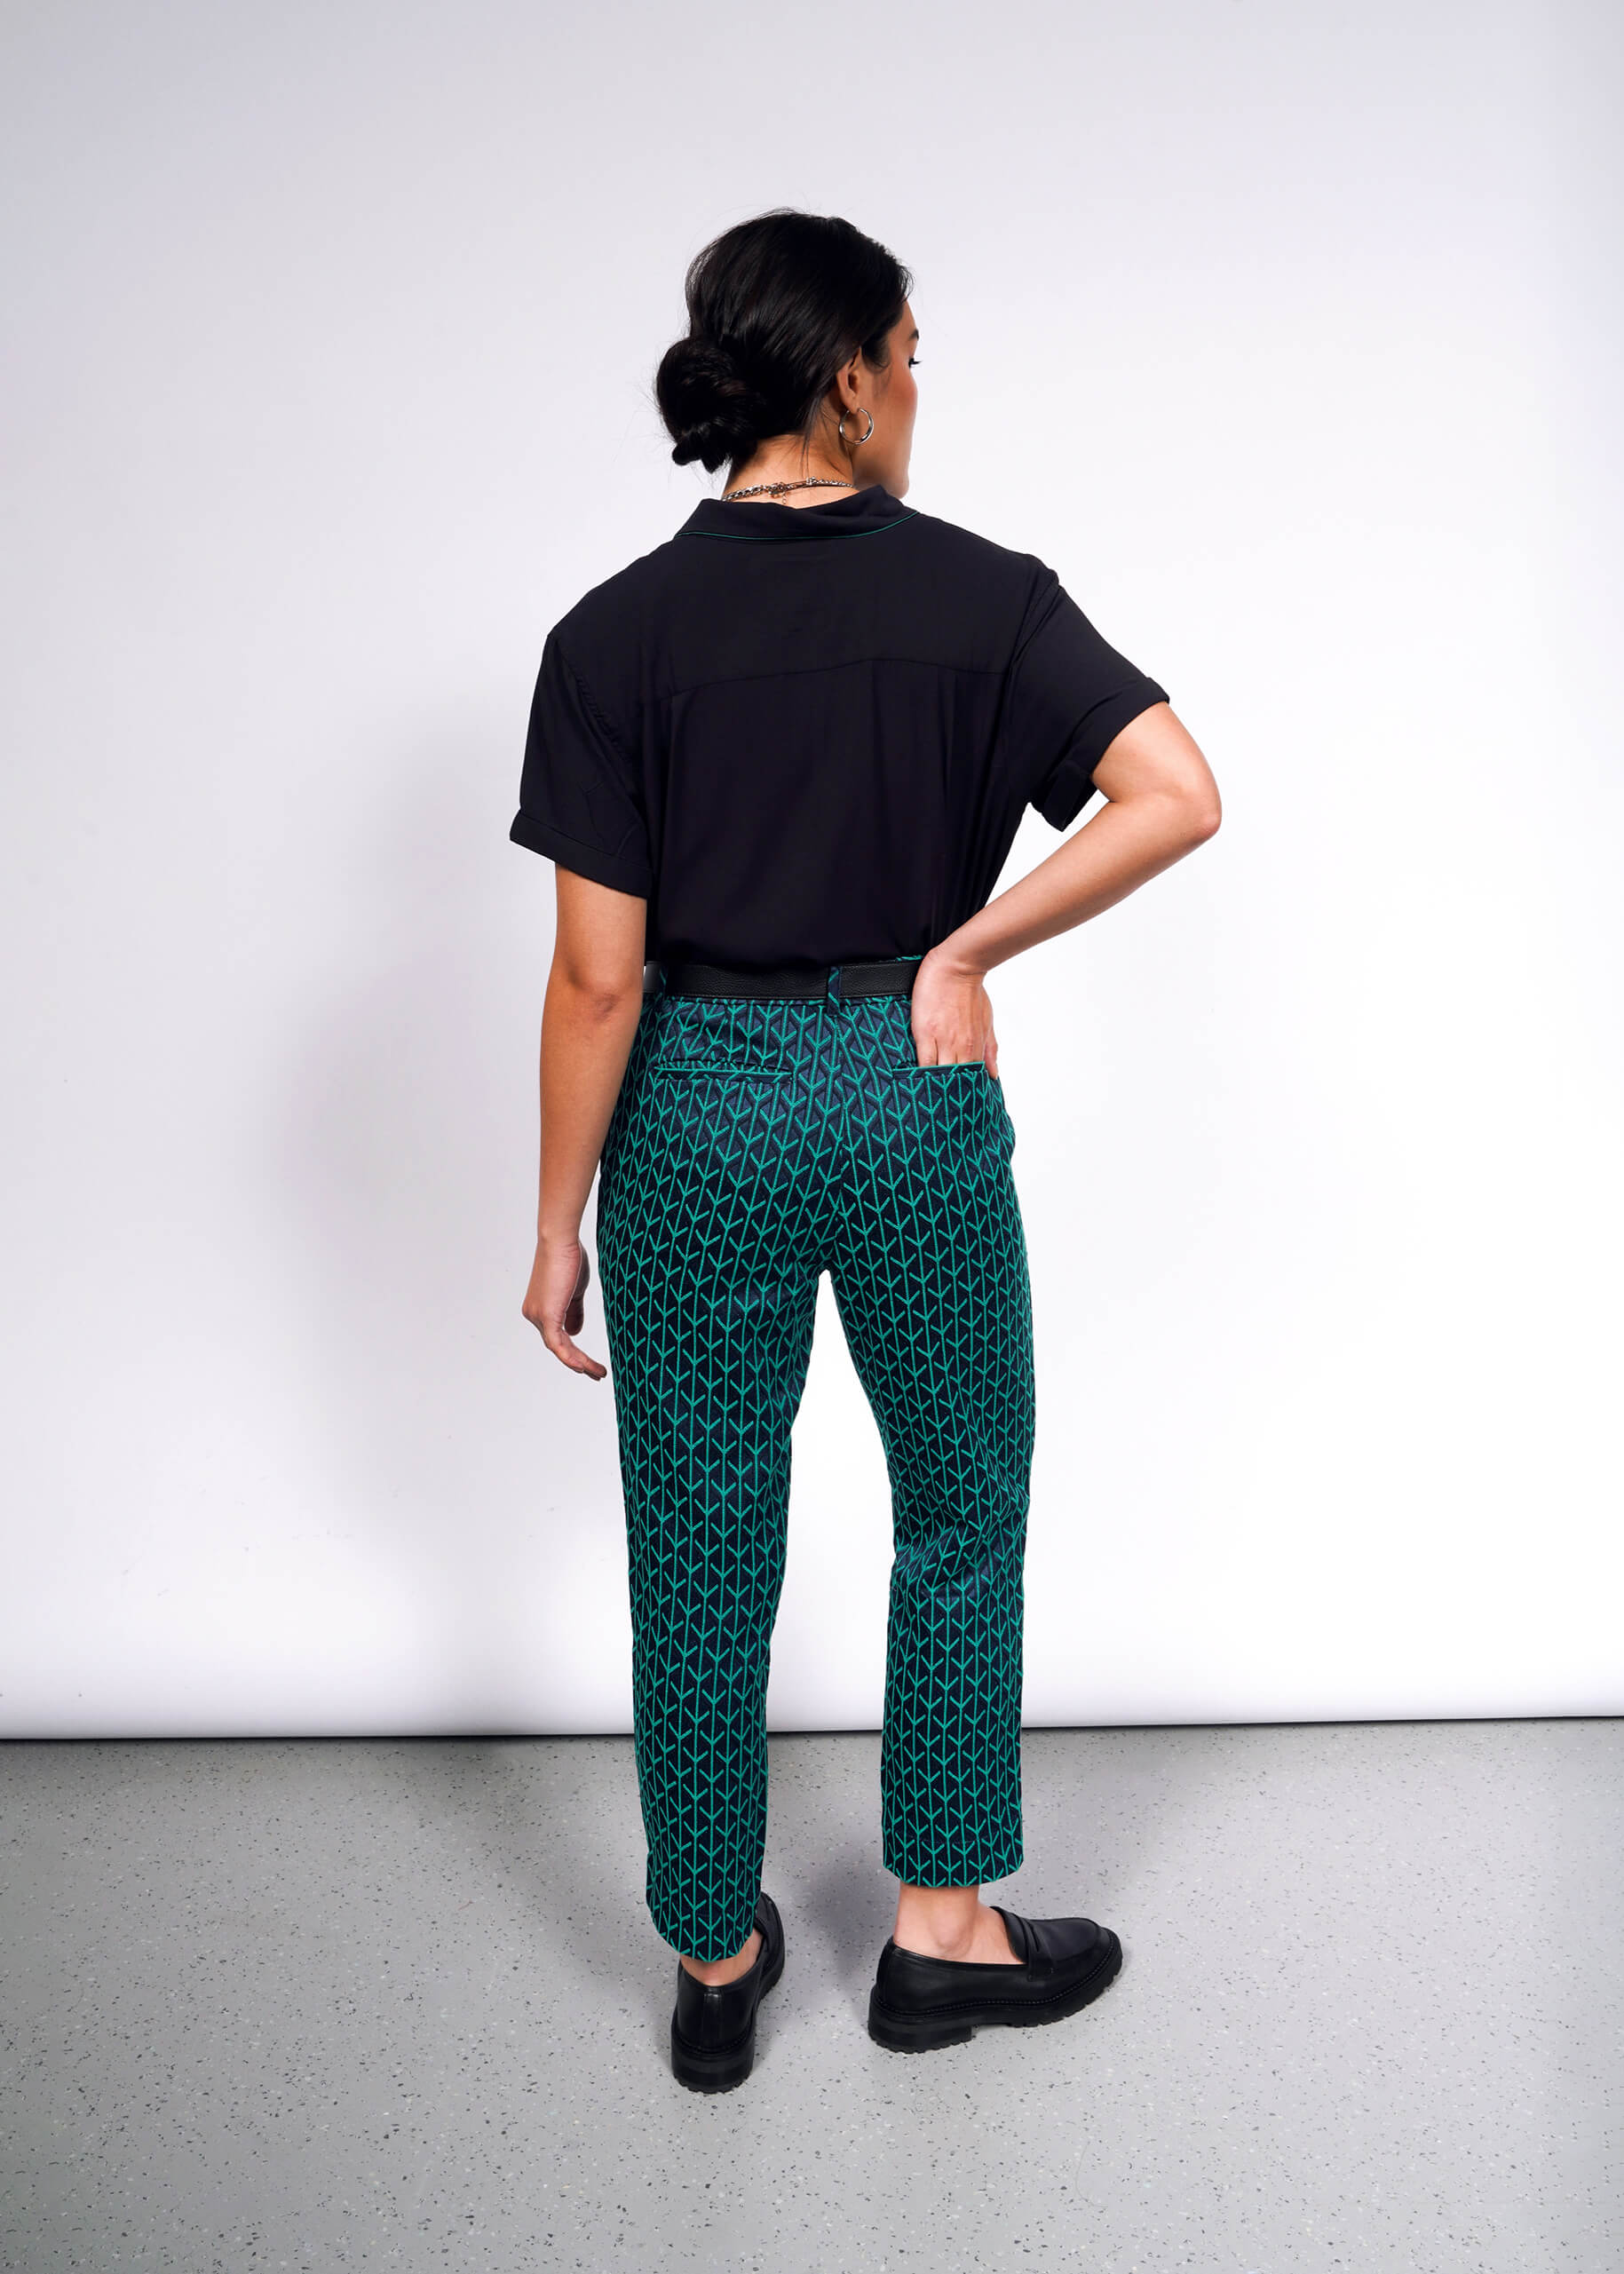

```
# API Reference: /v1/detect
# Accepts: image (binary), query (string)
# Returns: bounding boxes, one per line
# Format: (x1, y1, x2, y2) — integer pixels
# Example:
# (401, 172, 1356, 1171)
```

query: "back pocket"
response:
(647, 1061, 793, 1082)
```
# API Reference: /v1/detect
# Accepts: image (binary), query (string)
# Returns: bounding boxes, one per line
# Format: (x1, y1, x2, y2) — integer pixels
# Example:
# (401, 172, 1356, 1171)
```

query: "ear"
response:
(833, 348, 867, 410)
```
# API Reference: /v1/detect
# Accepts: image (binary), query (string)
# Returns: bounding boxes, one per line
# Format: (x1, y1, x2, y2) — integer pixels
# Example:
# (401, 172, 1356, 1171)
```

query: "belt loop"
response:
(826, 963, 844, 1006)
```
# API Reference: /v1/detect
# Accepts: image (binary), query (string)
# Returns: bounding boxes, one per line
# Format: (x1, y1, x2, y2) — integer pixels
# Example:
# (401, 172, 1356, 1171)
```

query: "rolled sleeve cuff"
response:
(1033, 682, 1170, 830)
(508, 809, 653, 898)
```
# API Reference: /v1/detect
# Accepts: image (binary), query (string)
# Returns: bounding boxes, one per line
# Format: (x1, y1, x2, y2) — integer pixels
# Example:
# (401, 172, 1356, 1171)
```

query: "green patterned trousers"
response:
(594, 965, 1036, 1961)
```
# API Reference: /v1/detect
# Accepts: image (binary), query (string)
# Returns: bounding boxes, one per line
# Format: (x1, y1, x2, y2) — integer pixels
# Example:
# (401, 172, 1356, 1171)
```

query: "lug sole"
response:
(867, 1929, 1123, 2053)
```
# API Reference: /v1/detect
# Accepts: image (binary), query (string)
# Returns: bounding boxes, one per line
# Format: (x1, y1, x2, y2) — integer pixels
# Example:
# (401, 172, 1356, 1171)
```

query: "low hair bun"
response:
(654, 211, 913, 481)
(655, 337, 768, 472)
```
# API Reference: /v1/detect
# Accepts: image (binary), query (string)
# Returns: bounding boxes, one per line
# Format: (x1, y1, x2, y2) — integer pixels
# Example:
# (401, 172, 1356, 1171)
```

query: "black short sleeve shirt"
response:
(510, 485, 1169, 970)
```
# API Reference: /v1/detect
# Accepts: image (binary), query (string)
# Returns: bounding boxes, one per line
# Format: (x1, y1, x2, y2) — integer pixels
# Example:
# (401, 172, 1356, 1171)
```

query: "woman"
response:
(513, 210, 1220, 2092)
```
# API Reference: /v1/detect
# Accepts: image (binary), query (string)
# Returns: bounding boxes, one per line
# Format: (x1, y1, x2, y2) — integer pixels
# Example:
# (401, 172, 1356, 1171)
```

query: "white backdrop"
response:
(3, 1, 1620, 1737)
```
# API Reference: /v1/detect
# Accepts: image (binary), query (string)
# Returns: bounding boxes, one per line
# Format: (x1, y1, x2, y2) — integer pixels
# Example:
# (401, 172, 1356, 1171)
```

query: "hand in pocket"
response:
(909, 950, 999, 1073)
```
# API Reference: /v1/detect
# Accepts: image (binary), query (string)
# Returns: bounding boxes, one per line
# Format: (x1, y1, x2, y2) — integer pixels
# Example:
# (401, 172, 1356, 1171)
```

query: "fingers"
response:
(911, 1031, 1001, 1068)
(539, 1320, 608, 1381)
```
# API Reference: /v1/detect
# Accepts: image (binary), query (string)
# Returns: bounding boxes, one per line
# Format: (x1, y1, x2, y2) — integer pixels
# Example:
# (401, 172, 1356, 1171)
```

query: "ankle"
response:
(899, 1921, 979, 1961)
(678, 1926, 761, 1986)
(893, 1886, 1000, 1962)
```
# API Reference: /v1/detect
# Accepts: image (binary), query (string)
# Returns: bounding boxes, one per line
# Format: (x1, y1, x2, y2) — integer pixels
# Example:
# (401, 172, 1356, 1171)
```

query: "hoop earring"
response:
(837, 407, 875, 448)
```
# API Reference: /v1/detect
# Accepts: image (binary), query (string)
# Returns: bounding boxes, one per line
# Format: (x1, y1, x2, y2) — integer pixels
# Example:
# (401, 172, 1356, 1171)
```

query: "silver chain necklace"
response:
(720, 477, 856, 503)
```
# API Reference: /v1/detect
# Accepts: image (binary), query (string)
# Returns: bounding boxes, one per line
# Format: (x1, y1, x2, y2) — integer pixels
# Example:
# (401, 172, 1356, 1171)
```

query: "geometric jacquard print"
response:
(594, 975, 1036, 1961)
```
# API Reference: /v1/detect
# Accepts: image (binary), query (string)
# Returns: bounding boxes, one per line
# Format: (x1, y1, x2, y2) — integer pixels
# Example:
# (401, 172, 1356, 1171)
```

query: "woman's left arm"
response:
(911, 702, 1221, 1066)
(520, 868, 647, 1378)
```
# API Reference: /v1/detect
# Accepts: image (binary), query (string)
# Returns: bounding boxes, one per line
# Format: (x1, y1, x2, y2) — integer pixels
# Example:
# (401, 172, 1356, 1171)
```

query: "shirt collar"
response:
(677, 483, 917, 543)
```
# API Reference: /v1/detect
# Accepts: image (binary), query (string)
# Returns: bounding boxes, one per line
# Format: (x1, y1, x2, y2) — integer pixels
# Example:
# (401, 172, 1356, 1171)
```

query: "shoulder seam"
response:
(551, 632, 638, 770)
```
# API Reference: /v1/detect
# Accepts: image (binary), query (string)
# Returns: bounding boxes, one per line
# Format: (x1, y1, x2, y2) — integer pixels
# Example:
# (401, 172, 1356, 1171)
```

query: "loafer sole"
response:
(867, 1926, 1123, 2053)
(670, 1937, 786, 2094)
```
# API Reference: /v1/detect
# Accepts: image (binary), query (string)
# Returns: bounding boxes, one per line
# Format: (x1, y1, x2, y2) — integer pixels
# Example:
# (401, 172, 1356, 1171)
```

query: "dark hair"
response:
(655, 210, 913, 474)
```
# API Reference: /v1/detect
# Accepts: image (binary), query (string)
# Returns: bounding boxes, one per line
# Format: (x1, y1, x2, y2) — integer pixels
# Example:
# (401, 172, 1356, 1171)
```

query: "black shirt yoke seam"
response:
(656, 654, 1006, 702)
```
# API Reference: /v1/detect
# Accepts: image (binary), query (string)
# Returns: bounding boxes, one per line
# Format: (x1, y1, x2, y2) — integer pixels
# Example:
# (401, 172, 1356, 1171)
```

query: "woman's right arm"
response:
(910, 702, 1220, 1066)
(520, 868, 647, 1378)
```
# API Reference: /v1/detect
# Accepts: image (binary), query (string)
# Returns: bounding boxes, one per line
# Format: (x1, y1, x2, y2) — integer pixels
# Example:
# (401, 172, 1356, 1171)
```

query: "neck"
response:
(724, 435, 861, 508)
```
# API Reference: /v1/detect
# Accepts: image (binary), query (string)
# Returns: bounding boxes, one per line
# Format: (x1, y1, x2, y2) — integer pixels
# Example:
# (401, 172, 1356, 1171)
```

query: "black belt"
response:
(646, 957, 920, 1002)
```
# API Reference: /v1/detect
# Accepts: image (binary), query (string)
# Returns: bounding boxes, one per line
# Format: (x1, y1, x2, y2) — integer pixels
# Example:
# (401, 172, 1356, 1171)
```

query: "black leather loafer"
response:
(867, 1906, 1123, 2052)
(669, 1890, 785, 2093)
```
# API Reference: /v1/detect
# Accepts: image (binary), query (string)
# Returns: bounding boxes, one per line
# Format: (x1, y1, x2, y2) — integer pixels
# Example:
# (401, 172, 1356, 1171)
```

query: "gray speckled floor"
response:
(0, 1723, 1618, 2272)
